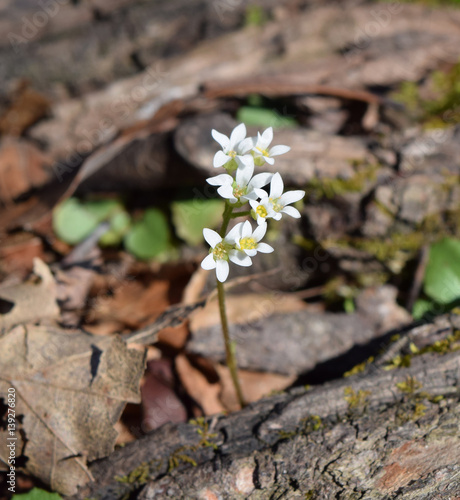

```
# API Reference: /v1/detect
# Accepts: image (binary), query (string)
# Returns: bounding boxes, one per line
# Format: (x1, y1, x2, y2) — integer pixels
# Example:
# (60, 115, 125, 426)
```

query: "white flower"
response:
(251, 127, 290, 166)
(206, 163, 273, 204)
(212, 123, 253, 171)
(250, 172, 305, 224)
(201, 223, 252, 282)
(234, 221, 274, 257)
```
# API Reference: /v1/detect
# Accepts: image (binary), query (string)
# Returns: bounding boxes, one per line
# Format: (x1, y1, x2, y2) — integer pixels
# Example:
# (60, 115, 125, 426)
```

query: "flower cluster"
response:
(202, 124, 305, 282)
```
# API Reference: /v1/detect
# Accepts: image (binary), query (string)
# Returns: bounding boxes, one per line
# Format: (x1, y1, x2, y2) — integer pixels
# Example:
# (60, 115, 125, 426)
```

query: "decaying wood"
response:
(73, 313, 460, 499)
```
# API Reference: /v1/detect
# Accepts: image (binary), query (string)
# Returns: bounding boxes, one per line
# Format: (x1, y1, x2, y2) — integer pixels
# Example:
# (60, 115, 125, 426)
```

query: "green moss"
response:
(344, 387, 371, 412)
(305, 164, 378, 201)
(392, 60, 460, 127)
(166, 418, 220, 472)
(343, 356, 375, 377)
(115, 462, 151, 485)
(244, 5, 268, 27)
(301, 415, 323, 432)
(385, 330, 460, 370)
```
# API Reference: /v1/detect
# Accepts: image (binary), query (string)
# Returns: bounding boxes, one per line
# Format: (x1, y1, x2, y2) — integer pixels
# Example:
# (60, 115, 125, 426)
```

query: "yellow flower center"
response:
(270, 197, 283, 213)
(256, 205, 267, 218)
(212, 242, 227, 260)
(256, 147, 270, 157)
(240, 237, 257, 250)
(228, 150, 237, 158)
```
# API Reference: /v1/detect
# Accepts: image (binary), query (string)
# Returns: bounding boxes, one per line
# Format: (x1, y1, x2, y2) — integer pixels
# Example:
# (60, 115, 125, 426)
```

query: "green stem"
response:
(216, 278, 246, 408)
(216, 202, 246, 408)
(219, 203, 233, 237)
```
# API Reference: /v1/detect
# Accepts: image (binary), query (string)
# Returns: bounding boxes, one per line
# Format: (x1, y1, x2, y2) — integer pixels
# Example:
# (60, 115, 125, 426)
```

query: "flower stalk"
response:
(201, 124, 305, 409)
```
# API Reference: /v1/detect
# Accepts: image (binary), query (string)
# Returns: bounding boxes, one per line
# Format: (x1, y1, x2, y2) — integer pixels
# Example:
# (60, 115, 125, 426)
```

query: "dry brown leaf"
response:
(0, 83, 50, 136)
(0, 258, 59, 331)
(0, 137, 52, 206)
(215, 364, 295, 412)
(190, 292, 307, 332)
(175, 354, 225, 416)
(0, 323, 146, 495)
(0, 233, 44, 278)
(141, 359, 187, 432)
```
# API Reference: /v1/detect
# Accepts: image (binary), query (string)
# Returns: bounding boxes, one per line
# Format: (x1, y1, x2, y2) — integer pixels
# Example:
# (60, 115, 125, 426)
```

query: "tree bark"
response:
(74, 314, 460, 499)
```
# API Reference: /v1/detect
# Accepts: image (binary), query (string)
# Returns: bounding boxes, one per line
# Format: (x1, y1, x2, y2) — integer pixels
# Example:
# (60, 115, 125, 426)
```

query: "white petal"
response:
(254, 188, 269, 200)
(256, 215, 266, 225)
(203, 228, 222, 248)
(273, 212, 282, 221)
(218, 184, 236, 201)
(237, 137, 254, 154)
(269, 173, 284, 199)
(207, 173, 232, 186)
(201, 253, 216, 270)
(244, 249, 257, 257)
(256, 242, 274, 253)
(281, 206, 301, 218)
(248, 172, 273, 189)
(213, 151, 229, 168)
(249, 199, 259, 211)
(228, 250, 252, 267)
(260, 127, 273, 149)
(241, 220, 252, 238)
(236, 154, 254, 169)
(263, 156, 275, 165)
(212, 130, 230, 150)
(236, 162, 254, 186)
(225, 222, 244, 244)
(241, 191, 259, 202)
(269, 145, 290, 157)
(216, 260, 230, 282)
(253, 223, 267, 242)
(279, 190, 305, 206)
(229, 123, 246, 148)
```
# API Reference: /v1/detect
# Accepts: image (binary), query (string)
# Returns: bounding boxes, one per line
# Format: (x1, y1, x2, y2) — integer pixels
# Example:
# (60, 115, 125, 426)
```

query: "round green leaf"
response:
(424, 237, 460, 304)
(236, 106, 297, 128)
(83, 199, 123, 221)
(124, 208, 170, 259)
(171, 199, 224, 246)
(53, 198, 99, 245)
(12, 487, 62, 500)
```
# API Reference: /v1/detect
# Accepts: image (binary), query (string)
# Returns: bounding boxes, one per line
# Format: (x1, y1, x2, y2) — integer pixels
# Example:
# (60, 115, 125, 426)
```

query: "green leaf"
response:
(83, 199, 123, 221)
(99, 211, 132, 247)
(424, 238, 460, 304)
(236, 106, 297, 129)
(124, 208, 170, 259)
(53, 198, 99, 245)
(12, 488, 62, 500)
(412, 298, 435, 320)
(171, 198, 224, 246)
(53, 198, 125, 245)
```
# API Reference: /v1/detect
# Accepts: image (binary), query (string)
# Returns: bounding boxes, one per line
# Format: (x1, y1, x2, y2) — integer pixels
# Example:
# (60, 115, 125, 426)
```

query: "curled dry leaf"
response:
(0, 137, 52, 206)
(0, 323, 146, 496)
(0, 258, 59, 331)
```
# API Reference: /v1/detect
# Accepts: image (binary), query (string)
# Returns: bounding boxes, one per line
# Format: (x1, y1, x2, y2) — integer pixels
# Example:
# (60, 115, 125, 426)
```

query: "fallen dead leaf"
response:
(190, 292, 307, 332)
(0, 323, 146, 495)
(141, 359, 187, 432)
(0, 82, 50, 136)
(0, 137, 52, 206)
(216, 364, 295, 412)
(0, 232, 44, 278)
(175, 353, 225, 416)
(0, 258, 59, 331)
